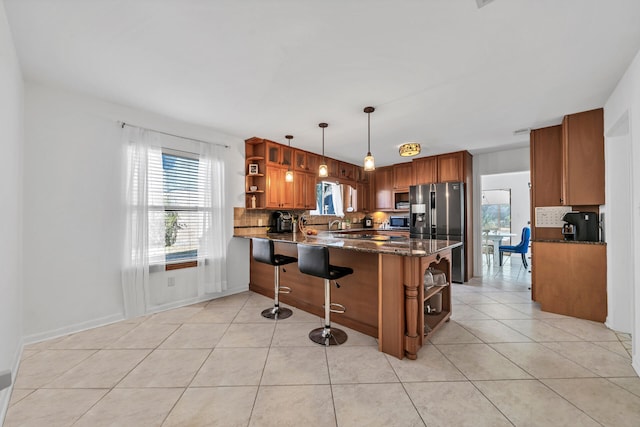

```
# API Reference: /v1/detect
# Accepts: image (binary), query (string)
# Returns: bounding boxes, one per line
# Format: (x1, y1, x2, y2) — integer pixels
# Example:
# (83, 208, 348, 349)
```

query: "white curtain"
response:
(197, 141, 228, 294)
(122, 125, 228, 317)
(332, 183, 345, 218)
(122, 126, 161, 318)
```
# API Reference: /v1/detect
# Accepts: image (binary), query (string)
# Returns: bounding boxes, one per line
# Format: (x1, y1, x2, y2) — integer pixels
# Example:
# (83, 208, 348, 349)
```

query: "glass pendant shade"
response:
(363, 106, 376, 171)
(318, 123, 329, 177)
(285, 134, 294, 182)
(364, 152, 375, 171)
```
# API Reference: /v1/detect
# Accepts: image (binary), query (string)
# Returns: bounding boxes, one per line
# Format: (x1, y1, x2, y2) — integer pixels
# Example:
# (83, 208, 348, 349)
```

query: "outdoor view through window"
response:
(148, 151, 203, 266)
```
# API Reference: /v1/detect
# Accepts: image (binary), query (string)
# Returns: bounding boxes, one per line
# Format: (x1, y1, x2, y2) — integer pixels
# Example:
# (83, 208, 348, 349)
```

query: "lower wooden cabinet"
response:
(532, 241, 607, 322)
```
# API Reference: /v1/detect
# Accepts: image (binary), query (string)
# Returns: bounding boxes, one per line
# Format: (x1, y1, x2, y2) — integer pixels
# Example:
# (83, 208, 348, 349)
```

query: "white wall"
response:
(472, 147, 530, 276)
(23, 82, 249, 342)
(481, 171, 531, 245)
(0, 2, 24, 420)
(603, 46, 640, 373)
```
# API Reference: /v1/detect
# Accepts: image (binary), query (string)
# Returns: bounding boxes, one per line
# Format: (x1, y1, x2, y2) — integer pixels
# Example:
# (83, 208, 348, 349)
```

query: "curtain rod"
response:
(119, 121, 230, 148)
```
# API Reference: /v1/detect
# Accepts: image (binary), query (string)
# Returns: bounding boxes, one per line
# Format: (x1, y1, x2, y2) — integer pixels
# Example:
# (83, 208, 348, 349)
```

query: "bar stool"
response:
(252, 238, 297, 320)
(297, 244, 353, 346)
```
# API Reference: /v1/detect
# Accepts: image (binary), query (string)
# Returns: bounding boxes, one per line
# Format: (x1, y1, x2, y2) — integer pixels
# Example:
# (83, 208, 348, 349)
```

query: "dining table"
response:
(482, 232, 516, 264)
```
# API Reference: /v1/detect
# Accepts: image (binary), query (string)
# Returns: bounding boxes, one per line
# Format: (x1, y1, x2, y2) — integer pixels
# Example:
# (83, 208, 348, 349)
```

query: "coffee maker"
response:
(269, 211, 293, 233)
(561, 211, 599, 242)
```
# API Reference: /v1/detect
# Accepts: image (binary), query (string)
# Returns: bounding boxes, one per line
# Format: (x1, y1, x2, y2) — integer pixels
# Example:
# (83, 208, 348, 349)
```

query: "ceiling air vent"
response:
(476, 0, 496, 9)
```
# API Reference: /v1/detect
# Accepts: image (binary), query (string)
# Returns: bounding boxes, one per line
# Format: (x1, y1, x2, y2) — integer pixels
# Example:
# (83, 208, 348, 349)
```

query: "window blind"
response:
(147, 150, 207, 266)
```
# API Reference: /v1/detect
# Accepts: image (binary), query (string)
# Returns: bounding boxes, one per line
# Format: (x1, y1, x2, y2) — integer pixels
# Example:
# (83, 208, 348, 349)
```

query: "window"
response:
(148, 149, 207, 269)
(309, 181, 344, 217)
(481, 189, 511, 234)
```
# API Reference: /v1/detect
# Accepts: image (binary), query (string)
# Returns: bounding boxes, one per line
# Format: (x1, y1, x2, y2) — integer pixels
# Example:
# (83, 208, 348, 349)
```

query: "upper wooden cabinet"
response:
(328, 158, 340, 178)
(356, 166, 371, 184)
(562, 108, 605, 206)
(294, 171, 317, 210)
(266, 141, 294, 168)
(356, 182, 372, 212)
(374, 166, 394, 210)
(294, 150, 321, 174)
(531, 125, 563, 207)
(437, 151, 467, 182)
(338, 162, 356, 182)
(393, 162, 413, 189)
(412, 156, 438, 185)
(265, 167, 294, 209)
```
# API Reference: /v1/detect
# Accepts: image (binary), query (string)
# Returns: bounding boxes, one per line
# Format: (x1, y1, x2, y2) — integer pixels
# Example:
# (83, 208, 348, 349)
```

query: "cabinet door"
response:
(266, 141, 281, 166)
(413, 157, 437, 185)
(339, 162, 356, 181)
(281, 146, 294, 170)
(281, 170, 294, 209)
(306, 153, 319, 174)
(357, 182, 371, 212)
(328, 158, 340, 178)
(293, 171, 306, 209)
(562, 108, 605, 206)
(266, 167, 282, 208)
(356, 166, 370, 184)
(531, 125, 563, 206)
(532, 242, 606, 322)
(266, 167, 294, 209)
(437, 152, 464, 182)
(393, 162, 413, 189)
(304, 174, 318, 209)
(293, 172, 317, 210)
(374, 166, 394, 210)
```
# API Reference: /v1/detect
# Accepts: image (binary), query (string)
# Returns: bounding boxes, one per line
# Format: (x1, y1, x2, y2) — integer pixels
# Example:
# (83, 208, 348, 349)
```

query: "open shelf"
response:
(424, 284, 449, 301)
(424, 311, 450, 340)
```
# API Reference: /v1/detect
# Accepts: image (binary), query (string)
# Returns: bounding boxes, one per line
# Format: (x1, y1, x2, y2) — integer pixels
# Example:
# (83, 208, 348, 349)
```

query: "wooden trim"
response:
(165, 260, 197, 271)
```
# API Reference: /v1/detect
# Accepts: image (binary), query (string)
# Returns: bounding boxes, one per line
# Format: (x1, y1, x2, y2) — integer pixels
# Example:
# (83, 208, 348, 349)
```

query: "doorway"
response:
(480, 172, 531, 282)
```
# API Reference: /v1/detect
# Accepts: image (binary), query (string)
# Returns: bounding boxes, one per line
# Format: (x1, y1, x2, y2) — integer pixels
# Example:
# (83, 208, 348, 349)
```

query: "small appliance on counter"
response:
(561, 211, 599, 242)
(362, 215, 373, 228)
(269, 211, 293, 233)
(389, 215, 410, 229)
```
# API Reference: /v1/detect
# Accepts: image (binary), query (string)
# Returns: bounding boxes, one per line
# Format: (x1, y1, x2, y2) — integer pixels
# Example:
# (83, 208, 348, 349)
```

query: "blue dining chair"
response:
(499, 227, 531, 268)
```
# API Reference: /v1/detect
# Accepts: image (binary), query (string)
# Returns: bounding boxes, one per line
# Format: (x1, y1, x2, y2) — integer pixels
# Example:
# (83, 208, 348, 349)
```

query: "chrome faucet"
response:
(328, 220, 341, 230)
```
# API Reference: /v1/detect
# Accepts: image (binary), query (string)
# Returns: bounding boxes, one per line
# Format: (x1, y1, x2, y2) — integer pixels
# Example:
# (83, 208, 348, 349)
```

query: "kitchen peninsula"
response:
(236, 230, 461, 360)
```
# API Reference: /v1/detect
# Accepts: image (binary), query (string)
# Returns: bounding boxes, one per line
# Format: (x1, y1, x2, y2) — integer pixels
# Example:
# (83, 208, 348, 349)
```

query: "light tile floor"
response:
(5, 262, 640, 426)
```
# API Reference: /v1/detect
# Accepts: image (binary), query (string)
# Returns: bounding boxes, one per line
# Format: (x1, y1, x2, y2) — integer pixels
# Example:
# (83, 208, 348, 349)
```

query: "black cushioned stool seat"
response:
(297, 243, 353, 346)
(252, 238, 297, 320)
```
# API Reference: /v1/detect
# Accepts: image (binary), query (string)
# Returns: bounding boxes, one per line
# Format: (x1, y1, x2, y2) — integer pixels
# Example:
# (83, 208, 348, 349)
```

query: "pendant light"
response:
(285, 134, 294, 182)
(363, 106, 375, 171)
(318, 123, 329, 178)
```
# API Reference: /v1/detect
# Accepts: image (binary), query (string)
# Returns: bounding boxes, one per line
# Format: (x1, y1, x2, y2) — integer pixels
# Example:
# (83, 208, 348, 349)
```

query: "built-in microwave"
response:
(389, 216, 409, 228)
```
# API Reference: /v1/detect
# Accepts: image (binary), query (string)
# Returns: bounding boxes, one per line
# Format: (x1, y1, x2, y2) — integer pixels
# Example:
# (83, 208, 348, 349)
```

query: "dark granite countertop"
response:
(533, 239, 606, 245)
(234, 231, 462, 257)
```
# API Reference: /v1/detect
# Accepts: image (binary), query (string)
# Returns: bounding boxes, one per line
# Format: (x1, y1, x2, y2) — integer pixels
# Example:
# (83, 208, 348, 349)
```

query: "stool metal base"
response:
(309, 327, 348, 346)
(261, 306, 293, 320)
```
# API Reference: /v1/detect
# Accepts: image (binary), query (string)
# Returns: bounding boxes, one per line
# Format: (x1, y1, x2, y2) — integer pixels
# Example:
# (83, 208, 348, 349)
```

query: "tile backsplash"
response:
(233, 207, 395, 235)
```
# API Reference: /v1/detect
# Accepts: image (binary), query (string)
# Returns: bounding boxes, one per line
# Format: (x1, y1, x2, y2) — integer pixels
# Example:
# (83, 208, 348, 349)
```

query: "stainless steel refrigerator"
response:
(409, 182, 465, 283)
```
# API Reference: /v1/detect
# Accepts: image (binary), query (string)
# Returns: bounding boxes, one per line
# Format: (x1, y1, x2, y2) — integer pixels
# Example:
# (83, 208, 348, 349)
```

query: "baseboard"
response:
(0, 339, 25, 425)
(145, 286, 249, 314)
(23, 313, 126, 346)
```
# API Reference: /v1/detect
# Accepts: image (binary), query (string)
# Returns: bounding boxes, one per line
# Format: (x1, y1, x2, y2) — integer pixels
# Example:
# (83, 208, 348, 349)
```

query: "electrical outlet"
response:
(258, 218, 263, 226)
(0, 370, 12, 391)
(168, 277, 176, 287)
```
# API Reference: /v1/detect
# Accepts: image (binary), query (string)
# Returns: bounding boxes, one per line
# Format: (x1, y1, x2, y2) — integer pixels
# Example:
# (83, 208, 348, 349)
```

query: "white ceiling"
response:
(5, 0, 640, 166)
